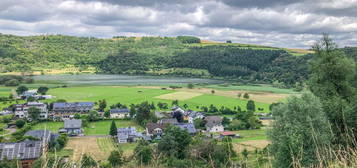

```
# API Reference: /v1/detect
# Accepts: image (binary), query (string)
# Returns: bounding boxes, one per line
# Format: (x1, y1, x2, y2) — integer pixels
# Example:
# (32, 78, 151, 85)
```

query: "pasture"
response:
(155, 91, 203, 100)
(47, 86, 272, 112)
(84, 120, 143, 135)
(31, 122, 64, 132)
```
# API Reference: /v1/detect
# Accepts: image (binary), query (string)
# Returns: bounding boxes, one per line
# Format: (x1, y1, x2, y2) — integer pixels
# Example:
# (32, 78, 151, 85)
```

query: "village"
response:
(0, 86, 273, 168)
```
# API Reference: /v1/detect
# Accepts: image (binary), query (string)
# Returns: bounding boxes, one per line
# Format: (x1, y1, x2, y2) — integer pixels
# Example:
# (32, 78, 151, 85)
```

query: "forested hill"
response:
(0, 33, 355, 87)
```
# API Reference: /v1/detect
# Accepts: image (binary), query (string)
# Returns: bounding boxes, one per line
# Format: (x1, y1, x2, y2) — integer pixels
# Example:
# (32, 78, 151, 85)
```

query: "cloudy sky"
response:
(0, 0, 356, 48)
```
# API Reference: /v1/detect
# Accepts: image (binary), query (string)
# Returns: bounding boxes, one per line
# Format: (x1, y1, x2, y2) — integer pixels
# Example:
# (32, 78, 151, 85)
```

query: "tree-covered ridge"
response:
(1, 33, 356, 87)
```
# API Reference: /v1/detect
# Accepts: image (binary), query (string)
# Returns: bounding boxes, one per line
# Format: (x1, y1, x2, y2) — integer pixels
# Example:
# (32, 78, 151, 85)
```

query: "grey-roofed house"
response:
(184, 110, 205, 123)
(52, 102, 94, 119)
(117, 127, 142, 143)
(159, 118, 178, 125)
(25, 130, 59, 144)
(174, 123, 197, 135)
(63, 119, 82, 135)
(205, 116, 224, 133)
(110, 108, 130, 119)
(0, 141, 44, 168)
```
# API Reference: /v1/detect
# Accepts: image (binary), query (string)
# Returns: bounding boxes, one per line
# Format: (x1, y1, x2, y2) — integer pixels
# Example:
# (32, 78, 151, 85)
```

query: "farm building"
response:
(63, 119, 82, 135)
(219, 131, 240, 138)
(0, 141, 44, 168)
(52, 102, 94, 119)
(21, 89, 38, 99)
(205, 116, 224, 132)
(110, 108, 130, 119)
(117, 127, 142, 143)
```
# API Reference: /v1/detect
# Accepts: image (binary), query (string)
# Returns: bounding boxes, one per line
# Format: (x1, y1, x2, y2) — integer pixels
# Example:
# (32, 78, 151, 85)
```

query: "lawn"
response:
(84, 120, 143, 135)
(232, 129, 268, 143)
(97, 137, 117, 152)
(206, 84, 297, 94)
(31, 122, 64, 132)
(47, 86, 272, 112)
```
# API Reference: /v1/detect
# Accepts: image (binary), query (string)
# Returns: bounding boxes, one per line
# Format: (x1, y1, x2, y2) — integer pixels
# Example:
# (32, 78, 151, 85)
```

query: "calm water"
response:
(32, 74, 226, 86)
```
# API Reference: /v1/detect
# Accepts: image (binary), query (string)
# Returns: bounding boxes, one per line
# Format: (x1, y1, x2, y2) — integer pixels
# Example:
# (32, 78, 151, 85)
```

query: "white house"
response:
(184, 110, 205, 123)
(14, 102, 48, 119)
(110, 108, 130, 119)
(205, 116, 224, 132)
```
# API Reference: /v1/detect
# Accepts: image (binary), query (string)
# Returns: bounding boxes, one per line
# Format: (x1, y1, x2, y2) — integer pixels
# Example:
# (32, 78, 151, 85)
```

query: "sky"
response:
(0, 0, 356, 48)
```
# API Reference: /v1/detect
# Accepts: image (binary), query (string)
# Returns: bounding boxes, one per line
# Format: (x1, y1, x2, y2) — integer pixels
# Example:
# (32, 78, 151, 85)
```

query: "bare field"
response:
(155, 91, 203, 100)
(234, 140, 270, 152)
(65, 137, 110, 161)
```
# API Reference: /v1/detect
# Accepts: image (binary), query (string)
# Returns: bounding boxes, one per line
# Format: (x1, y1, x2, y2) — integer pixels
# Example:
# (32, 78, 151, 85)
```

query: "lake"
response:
(32, 74, 226, 86)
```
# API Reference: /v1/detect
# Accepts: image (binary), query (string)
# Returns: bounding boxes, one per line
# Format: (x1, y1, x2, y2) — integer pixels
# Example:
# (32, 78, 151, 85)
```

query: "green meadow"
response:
(46, 86, 271, 112)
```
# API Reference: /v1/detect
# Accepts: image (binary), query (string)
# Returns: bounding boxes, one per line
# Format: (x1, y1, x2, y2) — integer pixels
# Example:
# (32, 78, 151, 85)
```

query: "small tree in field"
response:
(243, 93, 249, 99)
(16, 85, 28, 95)
(28, 107, 40, 121)
(109, 120, 117, 136)
(246, 100, 255, 112)
(187, 83, 194, 89)
(37, 86, 49, 95)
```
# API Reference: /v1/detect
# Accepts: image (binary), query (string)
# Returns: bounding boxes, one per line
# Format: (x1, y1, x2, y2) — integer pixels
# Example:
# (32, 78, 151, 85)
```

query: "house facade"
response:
(110, 108, 130, 119)
(14, 102, 48, 119)
(52, 102, 94, 119)
(63, 119, 82, 135)
(205, 116, 224, 132)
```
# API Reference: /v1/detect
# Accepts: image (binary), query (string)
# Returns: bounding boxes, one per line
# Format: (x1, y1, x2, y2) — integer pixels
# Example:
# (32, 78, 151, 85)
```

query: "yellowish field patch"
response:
(234, 140, 270, 152)
(155, 91, 203, 100)
(65, 137, 109, 161)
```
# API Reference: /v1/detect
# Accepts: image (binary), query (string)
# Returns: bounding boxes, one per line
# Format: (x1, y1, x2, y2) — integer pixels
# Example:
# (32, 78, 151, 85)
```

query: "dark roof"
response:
(25, 130, 51, 142)
(0, 141, 43, 160)
(53, 102, 94, 108)
(205, 116, 222, 128)
(174, 123, 197, 134)
(110, 108, 130, 114)
(146, 123, 165, 134)
(64, 119, 82, 129)
(160, 118, 178, 125)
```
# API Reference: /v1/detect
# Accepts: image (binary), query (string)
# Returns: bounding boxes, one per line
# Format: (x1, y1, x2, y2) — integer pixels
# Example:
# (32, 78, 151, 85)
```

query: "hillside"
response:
(1, 34, 354, 87)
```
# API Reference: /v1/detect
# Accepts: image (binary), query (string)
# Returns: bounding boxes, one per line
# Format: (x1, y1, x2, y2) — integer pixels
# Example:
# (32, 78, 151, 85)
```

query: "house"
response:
(159, 118, 178, 125)
(171, 106, 185, 115)
(146, 123, 165, 137)
(25, 130, 59, 144)
(110, 108, 130, 119)
(0, 108, 12, 116)
(21, 89, 38, 99)
(174, 123, 197, 134)
(184, 110, 205, 123)
(117, 127, 142, 143)
(14, 102, 48, 119)
(63, 119, 82, 135)
(52, 102, 94, 119)
(204, 116, 224, 132)
(0, 141, 44, 168)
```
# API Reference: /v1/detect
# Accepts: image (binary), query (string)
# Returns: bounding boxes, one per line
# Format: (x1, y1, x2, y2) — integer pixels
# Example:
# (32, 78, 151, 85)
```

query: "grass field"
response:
(155, 91, 203, 100)
(46, 86, 272, 112)
(31, 122, 64, 132)
(65, 137, 108, 161)
(206, 84, 297, 94)
(97, 137, 117, 152)
(85, 120, 143, 135)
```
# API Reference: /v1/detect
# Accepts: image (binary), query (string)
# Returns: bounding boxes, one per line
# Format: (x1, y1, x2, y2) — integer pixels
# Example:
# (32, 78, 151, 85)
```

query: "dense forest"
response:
(0, 33, 356, 87)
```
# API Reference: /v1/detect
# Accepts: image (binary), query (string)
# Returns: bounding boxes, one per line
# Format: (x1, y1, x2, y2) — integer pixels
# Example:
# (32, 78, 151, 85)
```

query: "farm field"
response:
(85, 120, 143, 135)
(46, 86, 273, 112)
(64, 137, 109, 161)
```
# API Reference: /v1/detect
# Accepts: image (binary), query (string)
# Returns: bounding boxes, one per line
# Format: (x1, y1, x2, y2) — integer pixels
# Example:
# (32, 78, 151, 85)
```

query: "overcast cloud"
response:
(0, 0, 356, 48)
